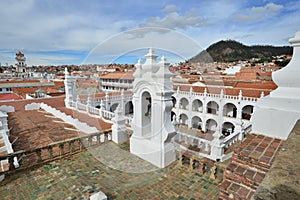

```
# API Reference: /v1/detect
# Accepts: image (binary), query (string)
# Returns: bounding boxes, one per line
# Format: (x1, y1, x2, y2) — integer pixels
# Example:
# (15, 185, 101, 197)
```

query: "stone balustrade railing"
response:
(80, 99, 87, 104)
(69, 101, 115, 121)
(77, 102, 87, 111)
(0, 130, 111, 176)
(124, 116, 132, 126)
(174, 123, 252, 162)
(87, 106, 100, 115)
(241, 96, 258, 102)
(102, 110, 115, 119)
(176, 90, 258, 102)
(173, 131, 212, 157)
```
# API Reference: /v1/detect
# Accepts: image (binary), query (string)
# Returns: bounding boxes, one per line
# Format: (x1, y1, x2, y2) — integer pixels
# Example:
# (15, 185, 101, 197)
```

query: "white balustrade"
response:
(101, 110, 115, 119)
(174, 131, 212, 155)
(87, 106, 100, 115)
(173, 122, 251, 162)
(77, 103, 87, 111)
(124, 116, 133, 126)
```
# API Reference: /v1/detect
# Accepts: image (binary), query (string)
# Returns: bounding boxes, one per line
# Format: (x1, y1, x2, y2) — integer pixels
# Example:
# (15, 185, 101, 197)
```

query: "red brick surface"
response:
(218, 134, 284, 200)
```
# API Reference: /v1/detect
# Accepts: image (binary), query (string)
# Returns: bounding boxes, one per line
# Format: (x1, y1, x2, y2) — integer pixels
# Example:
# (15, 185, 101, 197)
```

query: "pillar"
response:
(111, 105, 128, 144)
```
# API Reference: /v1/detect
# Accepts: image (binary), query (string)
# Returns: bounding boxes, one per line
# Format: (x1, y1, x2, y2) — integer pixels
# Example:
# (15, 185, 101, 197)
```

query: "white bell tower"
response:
(15, 51, 27, 73)
(130, 49, 176, 168)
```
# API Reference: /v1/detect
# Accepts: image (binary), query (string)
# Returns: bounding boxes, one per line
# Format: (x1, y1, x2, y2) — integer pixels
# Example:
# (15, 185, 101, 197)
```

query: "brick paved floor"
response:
(0, 142, 219, 200)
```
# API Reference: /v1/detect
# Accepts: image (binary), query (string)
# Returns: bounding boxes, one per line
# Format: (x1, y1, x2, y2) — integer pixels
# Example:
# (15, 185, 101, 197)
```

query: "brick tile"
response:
(253, 172, 265, 183)
(255, 146, 265, 153)
(219, 180, 231, 190)
(263, 150, 274, 157)
(237, 186, 250, 199)
(257, 135, 265, 139)
(227, 163, 237, 172)
(260, 155, 271, 163)
(228, 182, 240, 193)
(244, 170, 255, 181)
(246, 191, 255, 200)
(235, 166, 246, 176)
(249, 151, 262, 160)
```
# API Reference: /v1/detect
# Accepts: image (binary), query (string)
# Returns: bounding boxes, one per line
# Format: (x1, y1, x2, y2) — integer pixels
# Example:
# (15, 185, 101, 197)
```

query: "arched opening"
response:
(223, 103, 237, 118)
(191, 116, 202, 129)
(207, 101, 219, 114)
(142, 91, 152, 135)
(179, 98, 189, 110)
(171, 96, 176, 107)
(179, 113, 188, 126)
(110, 103, 119, 112)
(171, 111, 176, 121)
(206, 119, 217, 133)
(242, 105, 254, 120)
(222, 122, 235, 136)
(125, 101, 134, 115)
(192, 99, 203, 112)
(95, 105, 101, 109)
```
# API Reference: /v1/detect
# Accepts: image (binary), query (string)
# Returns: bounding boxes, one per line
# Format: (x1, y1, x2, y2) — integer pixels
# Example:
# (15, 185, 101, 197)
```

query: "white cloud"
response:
(234, 3, 283, 22)
(161, 5, 178, 13)
(83, 27, 205, 64)
(140, 11, 210, 30)
(251, 3, 283, 15)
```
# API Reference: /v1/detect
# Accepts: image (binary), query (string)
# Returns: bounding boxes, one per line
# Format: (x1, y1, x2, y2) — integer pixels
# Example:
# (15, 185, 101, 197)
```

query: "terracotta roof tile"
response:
(8, 110, 84, 151)
(100, 72, 134, 80)
(0, 93, 22, 101)
(0, 96, 111, 131)
(235, 81, 277, 90)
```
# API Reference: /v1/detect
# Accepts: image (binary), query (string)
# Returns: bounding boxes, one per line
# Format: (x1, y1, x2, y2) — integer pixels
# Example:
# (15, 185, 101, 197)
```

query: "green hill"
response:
(190, 40, 293, 63)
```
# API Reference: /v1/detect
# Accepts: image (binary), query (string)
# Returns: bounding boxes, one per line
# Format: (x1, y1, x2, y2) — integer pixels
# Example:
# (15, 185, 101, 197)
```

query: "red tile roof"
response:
(0, 93, 22, 101)
(0, 80, 39, 84)
(0, 96, 66, 111)
(234, 81, 277, 90)
(0, 96, 111, 131)
(100, 72, 134, 80)
(15, 51, 24, 57)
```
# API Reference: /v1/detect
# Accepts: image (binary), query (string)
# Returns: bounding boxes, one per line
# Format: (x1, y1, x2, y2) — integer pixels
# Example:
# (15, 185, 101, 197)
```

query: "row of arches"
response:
(176, 113, 235, 136)
(175, 97, 253, 120)
(95, 101, 134, 115)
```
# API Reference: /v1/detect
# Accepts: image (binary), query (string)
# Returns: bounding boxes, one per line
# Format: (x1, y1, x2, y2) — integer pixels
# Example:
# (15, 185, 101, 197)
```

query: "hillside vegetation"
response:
(190, 40, 293, 63)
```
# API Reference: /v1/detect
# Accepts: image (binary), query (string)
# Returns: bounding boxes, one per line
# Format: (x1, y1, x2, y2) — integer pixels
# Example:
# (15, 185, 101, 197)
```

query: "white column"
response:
(112, 105, 128, 144)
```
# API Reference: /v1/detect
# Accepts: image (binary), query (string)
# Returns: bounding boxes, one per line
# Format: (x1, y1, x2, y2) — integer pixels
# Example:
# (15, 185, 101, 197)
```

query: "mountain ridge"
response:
(189, 40, 293, 63)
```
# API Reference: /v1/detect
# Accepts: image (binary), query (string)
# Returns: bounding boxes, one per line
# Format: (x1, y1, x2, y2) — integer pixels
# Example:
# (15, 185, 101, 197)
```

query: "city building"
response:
(99, 72, 134, 91)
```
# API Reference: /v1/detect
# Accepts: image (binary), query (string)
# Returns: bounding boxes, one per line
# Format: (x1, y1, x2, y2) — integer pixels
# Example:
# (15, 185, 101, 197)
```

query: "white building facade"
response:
(172, 88, 258, 135)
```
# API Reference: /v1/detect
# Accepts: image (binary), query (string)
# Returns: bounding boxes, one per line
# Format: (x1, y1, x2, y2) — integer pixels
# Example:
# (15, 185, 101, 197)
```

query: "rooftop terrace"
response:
(0, 142, 219, 199)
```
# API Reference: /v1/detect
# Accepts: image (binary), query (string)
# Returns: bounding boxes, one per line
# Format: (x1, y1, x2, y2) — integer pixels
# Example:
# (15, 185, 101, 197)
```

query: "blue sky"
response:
(0, 0, 299, 65)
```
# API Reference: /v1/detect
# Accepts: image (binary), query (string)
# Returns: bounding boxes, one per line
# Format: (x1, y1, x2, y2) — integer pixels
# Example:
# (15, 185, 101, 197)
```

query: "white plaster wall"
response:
(25, 102, 41, 110)
(0, 105, 15, 113)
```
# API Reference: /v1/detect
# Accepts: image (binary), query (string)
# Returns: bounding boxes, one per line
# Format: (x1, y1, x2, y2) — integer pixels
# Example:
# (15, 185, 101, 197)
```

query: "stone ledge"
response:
(253, 120, 300, 200)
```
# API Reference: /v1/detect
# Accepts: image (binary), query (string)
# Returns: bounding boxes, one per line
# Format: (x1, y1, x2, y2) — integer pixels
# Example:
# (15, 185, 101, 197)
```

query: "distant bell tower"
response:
(130, 48, 176, 168)
(15, 51, 27, 73)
